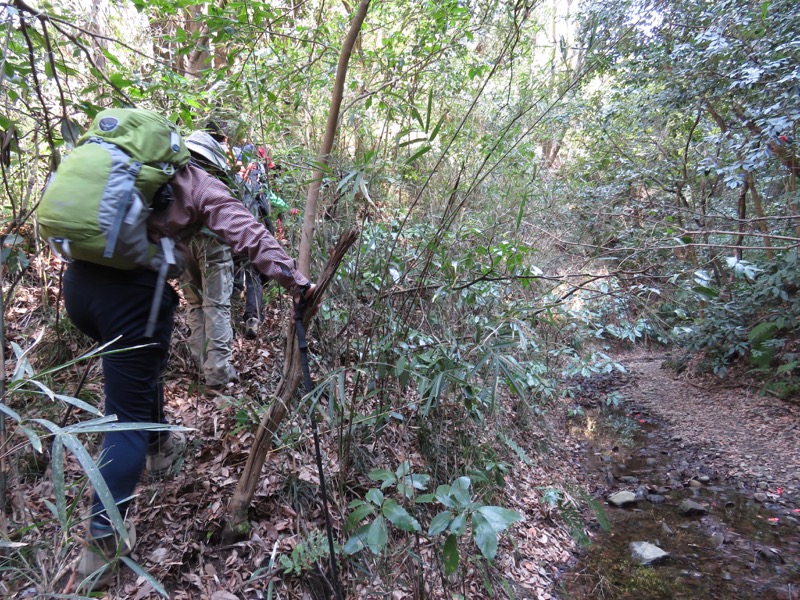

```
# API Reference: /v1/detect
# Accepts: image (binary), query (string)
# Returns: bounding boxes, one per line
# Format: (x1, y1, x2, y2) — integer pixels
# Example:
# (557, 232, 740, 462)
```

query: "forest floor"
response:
(5, 287, 800, 599)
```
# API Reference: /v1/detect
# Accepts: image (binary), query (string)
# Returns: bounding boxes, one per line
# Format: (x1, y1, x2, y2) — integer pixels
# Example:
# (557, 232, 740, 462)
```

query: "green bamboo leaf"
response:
(405, 145, 431, 164)
(0, 403, 22, 423)
(53, 393, 103, 416)
(120, 557, 169, 598)
(51, 437, 66, 523)
(17, 424, 43, 453)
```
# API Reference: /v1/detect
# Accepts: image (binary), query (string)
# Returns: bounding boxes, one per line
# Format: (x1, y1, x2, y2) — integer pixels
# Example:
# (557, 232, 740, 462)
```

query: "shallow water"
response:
(561, 412, 800, 599)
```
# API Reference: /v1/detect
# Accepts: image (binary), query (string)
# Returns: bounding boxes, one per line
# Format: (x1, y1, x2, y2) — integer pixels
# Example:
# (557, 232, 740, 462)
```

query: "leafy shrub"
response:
(676, 253, 800, 395)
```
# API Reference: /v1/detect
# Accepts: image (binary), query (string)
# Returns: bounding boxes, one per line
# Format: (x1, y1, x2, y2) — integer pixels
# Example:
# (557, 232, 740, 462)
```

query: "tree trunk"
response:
(735, 176, 749, 261)
(224, 0, 370, 544)
(298, 0, 371, 275)
(747, 173, 773, 260)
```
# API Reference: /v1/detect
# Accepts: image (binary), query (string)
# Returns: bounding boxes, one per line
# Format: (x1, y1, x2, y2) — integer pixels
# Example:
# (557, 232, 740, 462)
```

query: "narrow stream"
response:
(560, 407, 800, 599)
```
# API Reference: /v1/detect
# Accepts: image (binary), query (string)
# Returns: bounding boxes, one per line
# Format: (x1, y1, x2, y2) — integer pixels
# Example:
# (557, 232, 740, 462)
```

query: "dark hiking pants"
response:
(64, 261, 178, 522)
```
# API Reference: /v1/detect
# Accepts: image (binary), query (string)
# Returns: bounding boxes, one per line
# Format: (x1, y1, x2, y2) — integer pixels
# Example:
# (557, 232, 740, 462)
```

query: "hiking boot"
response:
(145, 431, 187, 479)
(205, 364, 239, 389)
(76, 520, 136, 593)
(244, 317, 260, 340)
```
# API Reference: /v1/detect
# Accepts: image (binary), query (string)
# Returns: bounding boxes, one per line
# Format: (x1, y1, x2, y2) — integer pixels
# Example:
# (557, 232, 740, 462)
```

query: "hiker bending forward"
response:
(62, 161, 315, 591)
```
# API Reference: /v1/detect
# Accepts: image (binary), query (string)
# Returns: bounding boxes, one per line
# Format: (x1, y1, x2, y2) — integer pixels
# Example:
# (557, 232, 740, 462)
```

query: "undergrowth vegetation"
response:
(1, 0, 798, 595)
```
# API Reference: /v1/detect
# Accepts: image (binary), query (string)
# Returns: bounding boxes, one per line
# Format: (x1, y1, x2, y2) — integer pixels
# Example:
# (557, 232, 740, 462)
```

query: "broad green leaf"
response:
(475, 506, 522, 533)
(395, 460, 411, 478)
(749, 322, 779, 344)
(343, 523, 370, 555)
(366, 516, 388, 555)
(382, 499, 420, 532)
(443, 534, 459, 576)
(472, 512, 498, 560)
(406, 473, 430, 490)
(428, 510, 453, 535)
(449, 511, 467, 536)
(435, 484, 455, 508)
(368, 468, 394, 484)
(365, 488, 384, 506)
(450, 477, 472, 507)
(346, 503, 375, 532)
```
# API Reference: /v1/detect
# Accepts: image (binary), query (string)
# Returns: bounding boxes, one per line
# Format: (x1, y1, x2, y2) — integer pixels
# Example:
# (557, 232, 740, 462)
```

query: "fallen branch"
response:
(223, 228, 358, 542)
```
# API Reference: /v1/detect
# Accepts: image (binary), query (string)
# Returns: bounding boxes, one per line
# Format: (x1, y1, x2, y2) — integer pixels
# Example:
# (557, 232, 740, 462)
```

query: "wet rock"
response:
(608, 491, 637, 507)
(619, 476, 640, 484)
(661, 521, 674, 535)
(647, 494, 666, 505)
(646, 458, 658, 467)
(758, 481, 769, 490)
(698, 475, 710, 483)
(757, 547, 783, 563)
(709, 531, 725, 547)
(688, 479, 702, 489)
(754, 492, 768, 503)
(629, 541, 670, 565)
(678, 499, 708, 516)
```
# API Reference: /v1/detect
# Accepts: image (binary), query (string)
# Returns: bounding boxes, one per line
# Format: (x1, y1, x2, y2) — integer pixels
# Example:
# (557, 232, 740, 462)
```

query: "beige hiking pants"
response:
(181, 235, 236, 387)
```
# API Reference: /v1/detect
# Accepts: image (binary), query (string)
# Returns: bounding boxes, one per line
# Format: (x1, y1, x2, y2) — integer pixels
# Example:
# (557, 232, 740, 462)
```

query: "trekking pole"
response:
(294, 299, 343, 600)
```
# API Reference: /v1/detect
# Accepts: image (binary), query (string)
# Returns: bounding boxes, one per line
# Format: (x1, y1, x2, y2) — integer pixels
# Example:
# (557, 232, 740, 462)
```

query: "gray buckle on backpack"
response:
(48, 237, 74, 262)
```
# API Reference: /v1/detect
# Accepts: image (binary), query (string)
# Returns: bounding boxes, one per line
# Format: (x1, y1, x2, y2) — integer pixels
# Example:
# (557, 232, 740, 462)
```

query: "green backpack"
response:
(37, 107, 191, 336)
(38, 107, 191, 271)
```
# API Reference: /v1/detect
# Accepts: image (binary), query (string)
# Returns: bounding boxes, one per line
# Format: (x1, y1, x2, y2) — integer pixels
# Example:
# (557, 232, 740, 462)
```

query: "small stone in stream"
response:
(754, 492, 768, 503)
(619, 476, 639, 484)
(758, 547, 783, 563)
(758, 481, 769, 490)
(608, 491, 637, 507)
(661, 521, 674, 535)
(647, 494, 667, 505)
(646, 458, 658, 467)
(678, 499, 708, 516)
(689, 479, 702, 489)
(629, 541, 670, 565)
(698, 475, 710, 483)
(710, 531, 725, 547)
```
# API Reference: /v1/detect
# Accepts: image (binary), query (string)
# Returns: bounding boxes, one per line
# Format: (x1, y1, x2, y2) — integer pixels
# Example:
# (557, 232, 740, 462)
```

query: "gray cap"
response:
(185, 130, 229, 171)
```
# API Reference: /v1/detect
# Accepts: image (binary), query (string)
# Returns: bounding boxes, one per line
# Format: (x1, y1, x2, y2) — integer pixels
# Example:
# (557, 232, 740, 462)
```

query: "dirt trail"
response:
(620, 351, 800, 496)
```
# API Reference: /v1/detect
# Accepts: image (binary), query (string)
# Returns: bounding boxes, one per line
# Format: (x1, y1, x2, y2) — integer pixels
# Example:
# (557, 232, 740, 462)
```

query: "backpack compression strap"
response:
(144, 238, 176, 338)
(104, 160, 143, 259)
